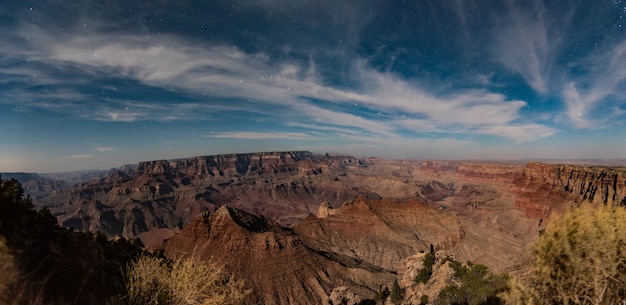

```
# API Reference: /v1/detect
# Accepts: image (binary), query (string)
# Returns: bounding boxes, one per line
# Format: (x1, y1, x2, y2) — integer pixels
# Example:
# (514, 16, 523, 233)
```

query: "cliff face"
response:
(513, 162, 626, 218)
(1, 172, 69, 201)
(456, 162, 524, 184)
(131, 151, 317, 177)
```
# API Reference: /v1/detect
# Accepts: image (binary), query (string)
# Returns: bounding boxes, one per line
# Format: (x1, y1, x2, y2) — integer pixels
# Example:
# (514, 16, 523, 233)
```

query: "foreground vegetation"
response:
(110, 254, 248, 305)
(0, 176, 246, 305)
(382, 203, 626, 305)
(507, 203, 626, 305)
(0, 175, 142, 304)
(412, 254, 508, 305)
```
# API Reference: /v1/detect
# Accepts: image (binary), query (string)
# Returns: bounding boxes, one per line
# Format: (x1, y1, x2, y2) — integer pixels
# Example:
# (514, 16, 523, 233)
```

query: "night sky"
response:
(1, 0, 626, 172)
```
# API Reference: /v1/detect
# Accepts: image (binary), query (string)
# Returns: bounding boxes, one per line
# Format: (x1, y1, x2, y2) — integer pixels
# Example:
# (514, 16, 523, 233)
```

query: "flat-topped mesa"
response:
(513, 162, 626, 218)
(455, 162, 525, 184)
(130, 151, 333, 178)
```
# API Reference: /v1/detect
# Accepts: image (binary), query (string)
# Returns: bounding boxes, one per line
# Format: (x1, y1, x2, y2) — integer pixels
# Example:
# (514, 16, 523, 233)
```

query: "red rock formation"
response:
(34, 151, 626, 255)
(512, 162, 626, 218)
(161, 205, 396, 305)
(294, 198, 463, 272)
(38, 152, 378, 246)
(456, 162, 524, 185)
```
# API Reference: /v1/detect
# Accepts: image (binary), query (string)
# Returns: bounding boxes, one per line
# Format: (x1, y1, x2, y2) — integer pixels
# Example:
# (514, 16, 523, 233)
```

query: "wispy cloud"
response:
(561, 41, 626, 128)
(489, 1, 558, 94)
(0, 22, 555, 144)
(206, 132, 319, 141)
(93, 146, 114, 152)
(66, 154, 93, 159)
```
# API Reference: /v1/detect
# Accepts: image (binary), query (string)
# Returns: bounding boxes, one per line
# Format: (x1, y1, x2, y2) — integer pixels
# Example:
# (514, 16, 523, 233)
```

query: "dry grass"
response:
(506, 204, 626, 305)
(113, 254, 248, 305)
(0, 237, 17, 304)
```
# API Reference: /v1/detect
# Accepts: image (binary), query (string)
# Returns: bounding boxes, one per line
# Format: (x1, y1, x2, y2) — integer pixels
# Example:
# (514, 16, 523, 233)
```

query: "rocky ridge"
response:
(295, 197, 463, 272)
(161, 204, 396, 305)
(38, 151, 382, 245)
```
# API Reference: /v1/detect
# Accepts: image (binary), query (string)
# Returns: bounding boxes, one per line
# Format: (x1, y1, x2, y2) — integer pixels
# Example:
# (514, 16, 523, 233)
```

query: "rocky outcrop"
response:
(295, 198, 463, 272)
(328, 287, 364, 305)
(402, 253, 457, 305)
(316, 201, 338, 218)
(161, 205, 396, 305)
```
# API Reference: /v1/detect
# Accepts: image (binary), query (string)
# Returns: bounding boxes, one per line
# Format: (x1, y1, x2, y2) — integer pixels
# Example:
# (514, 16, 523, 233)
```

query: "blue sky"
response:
(1, 0, 626, 172)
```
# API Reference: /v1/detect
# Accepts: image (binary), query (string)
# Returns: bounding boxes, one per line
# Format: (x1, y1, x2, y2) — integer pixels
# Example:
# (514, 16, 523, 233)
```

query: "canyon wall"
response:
(30, 152, 626, 251)
(513, 162, 626, 218)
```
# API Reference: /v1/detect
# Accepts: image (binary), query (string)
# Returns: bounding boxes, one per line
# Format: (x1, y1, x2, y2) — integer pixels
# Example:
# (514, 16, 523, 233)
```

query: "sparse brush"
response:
(507, 204, 626, 305)
(0, 236, 17, 303)
(116, 253, 248, 305)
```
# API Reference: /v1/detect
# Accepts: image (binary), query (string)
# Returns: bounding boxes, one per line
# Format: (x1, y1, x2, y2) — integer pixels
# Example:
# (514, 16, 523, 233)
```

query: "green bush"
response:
(437, 261, 509, 305)
(374, 285, 390, 303)
(389, 280, 405, 305)
(414, 252, 436, 284)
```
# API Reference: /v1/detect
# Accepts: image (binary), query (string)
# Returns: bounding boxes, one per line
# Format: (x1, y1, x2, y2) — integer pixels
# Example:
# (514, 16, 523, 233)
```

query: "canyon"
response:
(14, 151, 626, 304)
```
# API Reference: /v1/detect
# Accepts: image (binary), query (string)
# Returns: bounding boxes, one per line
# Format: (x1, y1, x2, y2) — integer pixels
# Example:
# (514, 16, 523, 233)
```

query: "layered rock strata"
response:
(162, 205, 396, 305)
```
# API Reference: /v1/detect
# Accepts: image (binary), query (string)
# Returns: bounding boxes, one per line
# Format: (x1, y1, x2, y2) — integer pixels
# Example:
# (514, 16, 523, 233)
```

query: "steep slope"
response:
(160, 195, 539, 304)
(294, 198, 463, 272)
(161, 205, 396, 305)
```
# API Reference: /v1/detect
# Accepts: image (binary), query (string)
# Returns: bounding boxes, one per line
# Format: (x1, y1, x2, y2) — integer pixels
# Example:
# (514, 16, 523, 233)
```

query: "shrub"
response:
(374, 285, 390, 303)
(414, 252, 436, 284)
(389, 280, 405, 304)
(508, 204, 626, 305)
(437, 261, 509, 305)
(115, 254, 248, 305)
